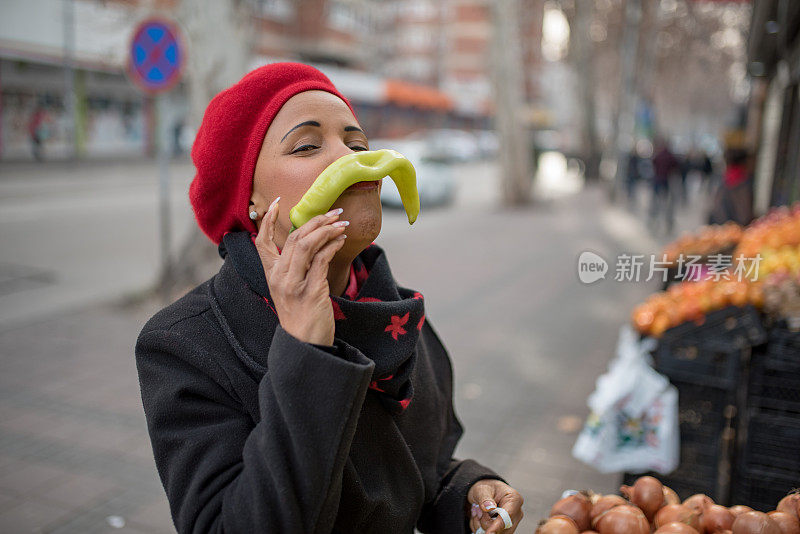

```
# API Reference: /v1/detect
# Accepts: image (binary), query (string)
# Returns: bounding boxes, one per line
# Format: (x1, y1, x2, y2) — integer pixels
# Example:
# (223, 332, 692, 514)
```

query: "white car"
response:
(405, 129, 482, 163)
(368, 139, 456, 208)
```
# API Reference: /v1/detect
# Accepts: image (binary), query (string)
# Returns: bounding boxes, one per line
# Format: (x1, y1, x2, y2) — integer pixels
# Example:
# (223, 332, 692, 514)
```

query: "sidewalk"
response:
(0, 163, 709, 532)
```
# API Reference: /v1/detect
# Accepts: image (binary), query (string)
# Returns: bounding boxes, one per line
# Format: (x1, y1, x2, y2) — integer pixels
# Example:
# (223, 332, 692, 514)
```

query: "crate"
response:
(739, 412, 800, 477)
(622, 463, 719, 501)
(676, 382, 734, 439)
(731, 468, 800, 512)
(749, 326, 800, 415)
(621, 380, 736, 502)
(655, 306, 767, 389)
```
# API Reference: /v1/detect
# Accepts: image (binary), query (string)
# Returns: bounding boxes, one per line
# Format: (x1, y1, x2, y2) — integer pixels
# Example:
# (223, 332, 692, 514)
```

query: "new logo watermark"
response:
(577, 251, 762, 284)
(577, 251, 609, 284)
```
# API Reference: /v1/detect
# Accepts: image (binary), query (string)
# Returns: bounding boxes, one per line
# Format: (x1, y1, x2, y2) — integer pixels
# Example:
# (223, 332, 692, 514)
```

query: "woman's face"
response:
(251, 90, 381, 254)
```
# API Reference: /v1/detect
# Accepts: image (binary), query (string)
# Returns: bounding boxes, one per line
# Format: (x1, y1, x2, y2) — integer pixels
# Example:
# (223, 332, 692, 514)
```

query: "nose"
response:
(328, 139, 355, 164)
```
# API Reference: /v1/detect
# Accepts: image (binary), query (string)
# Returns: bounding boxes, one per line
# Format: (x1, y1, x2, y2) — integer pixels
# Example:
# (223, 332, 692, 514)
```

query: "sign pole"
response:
(157, 93, 172, 301)
(126, 17, 185, 302)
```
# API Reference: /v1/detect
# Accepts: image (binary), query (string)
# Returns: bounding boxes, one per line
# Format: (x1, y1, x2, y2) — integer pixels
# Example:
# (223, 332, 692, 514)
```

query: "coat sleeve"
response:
(135, 322, 375, 534)
(414, 362, 508, 533)
(417, 458, 509, 534)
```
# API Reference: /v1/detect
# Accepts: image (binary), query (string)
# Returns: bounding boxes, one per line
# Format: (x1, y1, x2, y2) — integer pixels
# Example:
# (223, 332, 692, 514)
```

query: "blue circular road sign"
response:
(127, 18, 185, 94)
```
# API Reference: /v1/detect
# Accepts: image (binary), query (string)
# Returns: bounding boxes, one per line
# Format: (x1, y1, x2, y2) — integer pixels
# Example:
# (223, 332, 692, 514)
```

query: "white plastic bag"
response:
(572, 325, 679, 474)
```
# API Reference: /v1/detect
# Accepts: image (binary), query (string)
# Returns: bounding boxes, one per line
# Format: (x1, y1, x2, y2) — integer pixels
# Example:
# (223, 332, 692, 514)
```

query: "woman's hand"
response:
(467, 479, 524, 534)
(254, 197, 348, 346)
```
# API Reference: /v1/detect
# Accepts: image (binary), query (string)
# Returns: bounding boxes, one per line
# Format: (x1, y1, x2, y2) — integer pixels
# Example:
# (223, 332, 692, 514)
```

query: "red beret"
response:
(189, 62, 357, 244)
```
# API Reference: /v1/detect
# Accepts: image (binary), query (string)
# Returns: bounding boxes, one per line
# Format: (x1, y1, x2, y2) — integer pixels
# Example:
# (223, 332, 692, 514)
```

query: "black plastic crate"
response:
(622, 462, 719, 501)
(622, 379, 736, 502)
(677, 382, 734, 439)
(655, 306, 767, 389)
(731, 468, 800, 512)
(739, 412, 800, 476)
(749, 326, 800, 415)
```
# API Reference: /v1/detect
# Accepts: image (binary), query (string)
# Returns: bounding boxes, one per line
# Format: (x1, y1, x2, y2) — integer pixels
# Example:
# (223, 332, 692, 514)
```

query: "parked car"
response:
(368, 139, 456, 208)
(405, 129, 481, 163)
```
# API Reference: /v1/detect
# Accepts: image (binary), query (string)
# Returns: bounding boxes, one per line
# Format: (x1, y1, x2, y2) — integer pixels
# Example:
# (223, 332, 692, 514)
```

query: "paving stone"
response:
(0, 498, 72, 532)
(36, 472, 120, 510)
(123, 497, 175, 533)
(0, 461, 73, 499)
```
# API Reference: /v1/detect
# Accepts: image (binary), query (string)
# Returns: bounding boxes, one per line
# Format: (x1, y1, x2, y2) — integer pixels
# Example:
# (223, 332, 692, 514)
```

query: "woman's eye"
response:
(350, 146, 368, 152)
(292, 145, 318, 153)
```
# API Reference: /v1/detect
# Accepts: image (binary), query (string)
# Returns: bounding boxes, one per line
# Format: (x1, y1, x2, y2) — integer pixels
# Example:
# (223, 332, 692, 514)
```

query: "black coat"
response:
(135, 235, 506, 534)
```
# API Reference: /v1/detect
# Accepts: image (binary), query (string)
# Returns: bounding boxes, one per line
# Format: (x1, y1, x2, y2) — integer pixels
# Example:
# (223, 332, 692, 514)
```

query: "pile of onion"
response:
(536, 479, 800, 534)
(777, 492, 800, 521)
(731, 511, 781, 534)
(654, 504, 701, 531)
(621, 476, 664, 522)
(536, 515, 580, 534)
(594, 504, 650, 534)
(550, 492, 592, 531)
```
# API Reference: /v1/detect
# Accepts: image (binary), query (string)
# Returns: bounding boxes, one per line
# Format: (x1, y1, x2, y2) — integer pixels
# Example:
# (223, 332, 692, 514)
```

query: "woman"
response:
(135, 62, 524, 534)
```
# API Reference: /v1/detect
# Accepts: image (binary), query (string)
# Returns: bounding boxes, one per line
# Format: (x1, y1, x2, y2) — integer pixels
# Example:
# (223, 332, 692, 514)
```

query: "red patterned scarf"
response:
(219, 230, 424, 414)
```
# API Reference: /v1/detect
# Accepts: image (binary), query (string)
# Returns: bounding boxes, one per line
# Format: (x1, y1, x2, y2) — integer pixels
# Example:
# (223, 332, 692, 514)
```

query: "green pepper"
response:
(288, 149, 419, 233)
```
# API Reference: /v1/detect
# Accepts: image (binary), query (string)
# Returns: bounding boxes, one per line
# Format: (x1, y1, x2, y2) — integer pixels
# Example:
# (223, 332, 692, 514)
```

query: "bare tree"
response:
(490, 0, 533, 206)
(164, 0, 259, 296)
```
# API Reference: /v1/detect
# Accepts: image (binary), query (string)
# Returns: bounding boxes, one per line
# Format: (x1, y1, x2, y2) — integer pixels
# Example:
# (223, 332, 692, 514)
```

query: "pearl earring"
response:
(249, 210, 258, 220)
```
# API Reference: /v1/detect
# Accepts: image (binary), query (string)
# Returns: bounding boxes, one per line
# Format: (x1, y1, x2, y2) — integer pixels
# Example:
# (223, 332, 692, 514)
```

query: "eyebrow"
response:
(281, 121, 365, 143)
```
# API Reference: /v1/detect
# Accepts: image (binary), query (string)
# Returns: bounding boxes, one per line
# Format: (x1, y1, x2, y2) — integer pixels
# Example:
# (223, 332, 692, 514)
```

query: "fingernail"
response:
(326, 207, 344, 217)
(471, 504, 478, 518)
(332, 220, 349, 227)
(269, 196, 280, 210)
(483, 500, 496, 510)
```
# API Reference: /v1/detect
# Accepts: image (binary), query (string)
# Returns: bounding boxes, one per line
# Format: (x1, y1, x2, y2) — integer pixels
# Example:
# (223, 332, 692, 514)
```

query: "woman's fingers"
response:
(470, 504, 487, 533)
(470, 515, 481, 533)
(479, 513, 509, 534)
(283, 211, 347, 285)
(254, 196, 281, 275)
(480, 502, 522, 534)
(307, 232, 347, 283)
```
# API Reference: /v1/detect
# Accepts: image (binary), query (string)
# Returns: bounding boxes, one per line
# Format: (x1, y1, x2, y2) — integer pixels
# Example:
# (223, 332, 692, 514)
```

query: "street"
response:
(0, 157, 705, 532)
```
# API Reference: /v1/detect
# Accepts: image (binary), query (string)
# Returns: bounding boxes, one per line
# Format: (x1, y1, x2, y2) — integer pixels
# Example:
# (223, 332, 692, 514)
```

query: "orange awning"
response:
(384, 80, 454, 111)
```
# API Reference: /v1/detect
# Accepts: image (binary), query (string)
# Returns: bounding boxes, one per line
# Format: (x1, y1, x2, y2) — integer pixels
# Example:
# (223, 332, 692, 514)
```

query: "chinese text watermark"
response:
(577, 252, 761, 284)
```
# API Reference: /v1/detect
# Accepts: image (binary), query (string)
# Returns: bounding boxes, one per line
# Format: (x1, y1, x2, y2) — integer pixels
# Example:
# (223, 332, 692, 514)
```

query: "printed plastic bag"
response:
(572, 325, 679, 474)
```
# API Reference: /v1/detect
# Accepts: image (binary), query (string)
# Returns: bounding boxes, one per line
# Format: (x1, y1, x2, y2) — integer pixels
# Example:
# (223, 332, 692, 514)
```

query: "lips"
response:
(345, 180, 380, 191)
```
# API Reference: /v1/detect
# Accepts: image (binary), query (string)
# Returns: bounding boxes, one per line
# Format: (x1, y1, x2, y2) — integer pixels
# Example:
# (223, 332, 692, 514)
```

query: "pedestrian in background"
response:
(135, 62, 524, 534)
(709, 147, 754, 225)
(27, 105, 50, 161)
(650, 137, 679, 235)
(626, 148, 641, 210)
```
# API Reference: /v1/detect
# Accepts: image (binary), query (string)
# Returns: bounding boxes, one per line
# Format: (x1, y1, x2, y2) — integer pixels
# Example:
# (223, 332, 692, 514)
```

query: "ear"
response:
(249, 190, 267, 209)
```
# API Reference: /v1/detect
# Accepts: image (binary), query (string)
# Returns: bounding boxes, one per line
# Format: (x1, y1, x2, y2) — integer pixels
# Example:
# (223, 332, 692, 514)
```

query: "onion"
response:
(595, 504, 649, 534)
(684, 494, 714, 514)
(663, 486, 681, 506)
(768, 511, 800, 534)
(730, 506, 755, 518)
(536, 515, 579, 534)
(732, 511, 781, 534)
(655, 522, 700, 534)
(620, 476, 664, 522)
(550, 493, 591, 531)
(591, 495, 627, 527)
(777, 493, 800, 521)
(655, 504, 702, 531)
(703, 504, 735, 532)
